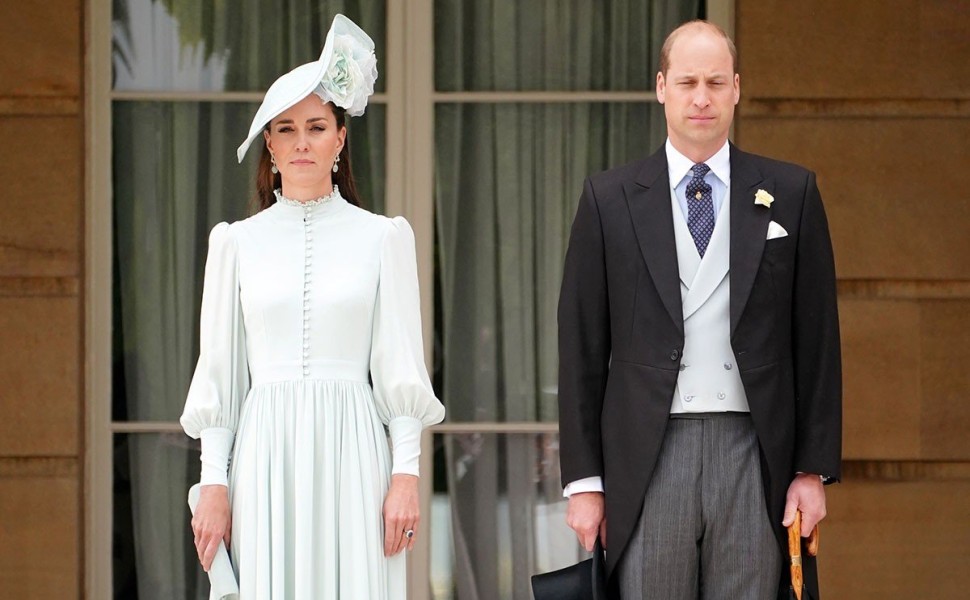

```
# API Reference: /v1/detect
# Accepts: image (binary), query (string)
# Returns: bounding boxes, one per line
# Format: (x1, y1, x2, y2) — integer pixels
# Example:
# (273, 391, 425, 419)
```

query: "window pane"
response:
(430, 432, 581, 599)
(111, 101, 386, 422)
(434, 102, 664, 423)
(113, 432, 205, 600)
(112, 0, 387, 93)
(434, 0, 700, 91)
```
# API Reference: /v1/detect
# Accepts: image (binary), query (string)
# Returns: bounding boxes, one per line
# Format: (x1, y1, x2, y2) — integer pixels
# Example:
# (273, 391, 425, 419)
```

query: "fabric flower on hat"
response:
(316, 33, 378, 117)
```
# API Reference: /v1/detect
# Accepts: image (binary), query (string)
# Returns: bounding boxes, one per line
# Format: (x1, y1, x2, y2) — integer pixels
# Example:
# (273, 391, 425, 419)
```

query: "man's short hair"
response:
(659, 20, 738, 75)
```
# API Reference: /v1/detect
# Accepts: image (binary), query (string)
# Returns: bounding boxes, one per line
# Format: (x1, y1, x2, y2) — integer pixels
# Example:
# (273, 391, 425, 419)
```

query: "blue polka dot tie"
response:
(686, 163, 714, 257)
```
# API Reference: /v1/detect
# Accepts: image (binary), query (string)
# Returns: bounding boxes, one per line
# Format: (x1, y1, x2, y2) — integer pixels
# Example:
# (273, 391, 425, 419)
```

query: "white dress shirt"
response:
(667, 138, 731, 226)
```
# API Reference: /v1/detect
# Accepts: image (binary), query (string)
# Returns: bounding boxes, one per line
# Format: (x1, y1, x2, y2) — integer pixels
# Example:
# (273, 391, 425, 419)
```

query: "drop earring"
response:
(270, 154, 279, 174)
(332, 153, 340, 174)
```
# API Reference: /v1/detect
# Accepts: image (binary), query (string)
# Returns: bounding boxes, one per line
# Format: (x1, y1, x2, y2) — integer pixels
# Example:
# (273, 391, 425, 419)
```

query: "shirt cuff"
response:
(796, 471, 830, 484)
(389, 417, 423, 477)
(563, 476, 604, 498)
(199, 427, 234, 487)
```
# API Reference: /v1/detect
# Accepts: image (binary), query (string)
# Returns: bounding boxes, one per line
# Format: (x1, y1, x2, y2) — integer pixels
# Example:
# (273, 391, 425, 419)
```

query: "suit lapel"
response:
(671, 199, 700, 288)
(625, 148, 684, 335)
(683, 197, 730, 320)
(729, 145, 772, 335)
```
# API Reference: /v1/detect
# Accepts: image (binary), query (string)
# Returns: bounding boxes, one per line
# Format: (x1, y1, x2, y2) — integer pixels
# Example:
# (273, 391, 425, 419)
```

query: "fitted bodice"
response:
(232, 195, 384, 384)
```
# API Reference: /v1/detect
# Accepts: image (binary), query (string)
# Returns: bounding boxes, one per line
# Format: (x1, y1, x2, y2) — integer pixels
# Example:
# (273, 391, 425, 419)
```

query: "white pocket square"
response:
(766, 221, 788, 240)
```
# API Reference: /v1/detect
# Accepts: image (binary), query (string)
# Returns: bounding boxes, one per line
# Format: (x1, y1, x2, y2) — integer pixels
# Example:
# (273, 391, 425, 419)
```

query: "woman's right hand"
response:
(191, 484, 232, 571)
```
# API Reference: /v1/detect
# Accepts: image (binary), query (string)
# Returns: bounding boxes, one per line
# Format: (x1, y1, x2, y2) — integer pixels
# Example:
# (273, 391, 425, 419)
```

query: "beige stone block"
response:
(839, 300, 921, 460)
(0, 297, 78, 456)
(920, 300, 970, 460)
(0, 0, 80, 98)
(918, 1, 970, 98)
(0, 472, 78, 598)
(0, 117, 80, 277)
(737, 118, 970, 280)
(822, 479, 970, 599)
(737, 0, 970, 99)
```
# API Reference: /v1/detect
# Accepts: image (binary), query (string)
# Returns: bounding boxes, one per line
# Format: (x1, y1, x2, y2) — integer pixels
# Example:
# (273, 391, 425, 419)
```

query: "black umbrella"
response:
(531, 537, 608, 600)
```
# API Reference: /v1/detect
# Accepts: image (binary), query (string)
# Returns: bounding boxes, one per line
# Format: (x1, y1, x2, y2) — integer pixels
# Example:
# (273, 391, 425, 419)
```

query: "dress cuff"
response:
(388, 417, 423, 477)
(199, 427, 234, 487)
(563, 476, 604, 498)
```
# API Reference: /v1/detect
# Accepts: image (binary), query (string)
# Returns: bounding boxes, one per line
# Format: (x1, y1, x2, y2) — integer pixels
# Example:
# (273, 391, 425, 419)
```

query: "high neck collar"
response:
(273, 185, 341, 207)
(271, 185, 348, 219)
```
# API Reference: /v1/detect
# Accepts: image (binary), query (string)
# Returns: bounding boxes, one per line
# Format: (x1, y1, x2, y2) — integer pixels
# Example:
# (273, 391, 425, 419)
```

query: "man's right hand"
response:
(566, 491, 606, 551)
(192, 484, 232, 571)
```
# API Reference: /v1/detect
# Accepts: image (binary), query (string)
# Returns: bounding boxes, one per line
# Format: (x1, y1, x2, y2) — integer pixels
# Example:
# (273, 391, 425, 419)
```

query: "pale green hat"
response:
(236, 14, 377, 163)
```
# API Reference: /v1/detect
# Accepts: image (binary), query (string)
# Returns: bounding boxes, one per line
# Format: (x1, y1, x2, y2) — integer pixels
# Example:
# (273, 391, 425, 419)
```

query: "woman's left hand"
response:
(383, 473, 420, 556)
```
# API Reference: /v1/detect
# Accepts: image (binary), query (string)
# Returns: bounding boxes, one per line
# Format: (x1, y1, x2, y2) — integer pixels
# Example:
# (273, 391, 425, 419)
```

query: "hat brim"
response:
(235, 14, 374, 163)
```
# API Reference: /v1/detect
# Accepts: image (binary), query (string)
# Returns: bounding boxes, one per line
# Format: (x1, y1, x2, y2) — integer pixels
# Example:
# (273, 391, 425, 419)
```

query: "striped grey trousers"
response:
(616, 413, 781, 600)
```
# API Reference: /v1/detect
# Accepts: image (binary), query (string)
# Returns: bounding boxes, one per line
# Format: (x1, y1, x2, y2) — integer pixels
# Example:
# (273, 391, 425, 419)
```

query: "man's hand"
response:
(782, 473, 826, 536)
(566, 492, 606, 551)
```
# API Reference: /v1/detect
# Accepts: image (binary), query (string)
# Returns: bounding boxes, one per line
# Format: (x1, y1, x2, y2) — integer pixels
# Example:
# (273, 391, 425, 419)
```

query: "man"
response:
(558, 20, 841, 599)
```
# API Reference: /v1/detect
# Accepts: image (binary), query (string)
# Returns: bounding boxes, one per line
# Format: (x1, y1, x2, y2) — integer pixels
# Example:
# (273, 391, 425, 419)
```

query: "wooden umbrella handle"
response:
(788, 510, 821, 600)
(788, 511, 804, 600)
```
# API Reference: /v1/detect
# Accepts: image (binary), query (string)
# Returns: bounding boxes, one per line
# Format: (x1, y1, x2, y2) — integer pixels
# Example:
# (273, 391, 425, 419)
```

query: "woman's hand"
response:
(383, 473, 420, 556)
(192, 484, 232, 571)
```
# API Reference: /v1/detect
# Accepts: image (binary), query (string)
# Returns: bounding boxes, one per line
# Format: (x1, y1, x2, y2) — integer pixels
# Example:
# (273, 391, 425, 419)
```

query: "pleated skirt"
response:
(223, 379, 405, 600)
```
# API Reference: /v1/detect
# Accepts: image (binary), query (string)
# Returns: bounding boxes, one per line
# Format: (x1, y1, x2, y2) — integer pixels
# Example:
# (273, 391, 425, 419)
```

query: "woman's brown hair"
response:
(252, 103, 362, 213)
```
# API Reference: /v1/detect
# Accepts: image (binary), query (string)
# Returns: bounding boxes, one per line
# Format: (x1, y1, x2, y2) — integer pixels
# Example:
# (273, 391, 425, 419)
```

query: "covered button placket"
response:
(274, 184, 339, 380)
(301, 203, 314, 378)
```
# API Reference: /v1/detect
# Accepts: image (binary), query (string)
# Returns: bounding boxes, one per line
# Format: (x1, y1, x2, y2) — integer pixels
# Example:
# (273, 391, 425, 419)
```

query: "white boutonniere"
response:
(754, 189, 774, 208)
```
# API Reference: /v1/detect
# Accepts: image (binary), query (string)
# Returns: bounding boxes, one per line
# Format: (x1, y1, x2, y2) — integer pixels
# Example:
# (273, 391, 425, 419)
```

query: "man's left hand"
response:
(782, 473, 826, 536)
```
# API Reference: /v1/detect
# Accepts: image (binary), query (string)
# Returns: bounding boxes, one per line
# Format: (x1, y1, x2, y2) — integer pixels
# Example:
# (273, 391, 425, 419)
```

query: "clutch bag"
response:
(187, 483, 240, 600)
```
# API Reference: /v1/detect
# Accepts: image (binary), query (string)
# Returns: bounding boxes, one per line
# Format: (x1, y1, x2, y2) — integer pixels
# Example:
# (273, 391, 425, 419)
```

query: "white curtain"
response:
(111, 1, 385, 598)
(433, 1, 699, 598)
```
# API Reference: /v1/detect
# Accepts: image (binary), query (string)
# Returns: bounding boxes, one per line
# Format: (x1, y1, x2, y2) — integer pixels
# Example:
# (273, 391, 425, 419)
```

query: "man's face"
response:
(656, 28, 740, 161)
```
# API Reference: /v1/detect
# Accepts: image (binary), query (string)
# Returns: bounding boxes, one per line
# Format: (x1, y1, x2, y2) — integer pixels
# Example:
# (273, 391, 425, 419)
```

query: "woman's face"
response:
(263, 94, 346, 196)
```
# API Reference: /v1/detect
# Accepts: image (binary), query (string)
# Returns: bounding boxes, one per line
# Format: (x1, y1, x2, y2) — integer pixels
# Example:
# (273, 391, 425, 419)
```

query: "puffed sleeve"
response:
(370, 217, 446, 476)
(180, 222, 250, 487)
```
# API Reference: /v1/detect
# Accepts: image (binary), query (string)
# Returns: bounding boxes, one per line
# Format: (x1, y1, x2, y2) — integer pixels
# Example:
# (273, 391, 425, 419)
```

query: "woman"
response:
(181, 15, 444, 599)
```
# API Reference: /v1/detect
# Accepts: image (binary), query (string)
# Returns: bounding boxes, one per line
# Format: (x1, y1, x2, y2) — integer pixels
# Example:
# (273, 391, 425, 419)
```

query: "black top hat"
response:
(531, 538, 608, 600)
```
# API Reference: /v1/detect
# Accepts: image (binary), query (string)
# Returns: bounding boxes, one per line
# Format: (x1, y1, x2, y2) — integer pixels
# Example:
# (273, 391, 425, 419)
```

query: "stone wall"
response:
(0, 0, 83, 598)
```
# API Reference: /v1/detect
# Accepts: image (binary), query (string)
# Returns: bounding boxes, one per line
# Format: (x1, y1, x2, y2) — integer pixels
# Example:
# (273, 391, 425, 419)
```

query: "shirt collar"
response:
(665, 139, 731, 188)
